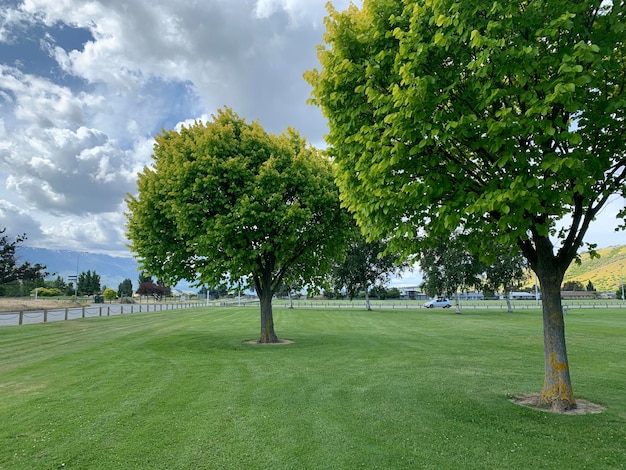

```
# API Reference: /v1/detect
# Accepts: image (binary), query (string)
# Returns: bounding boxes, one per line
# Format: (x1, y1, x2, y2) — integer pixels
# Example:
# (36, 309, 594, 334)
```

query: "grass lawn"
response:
(0, 306, 625, 469)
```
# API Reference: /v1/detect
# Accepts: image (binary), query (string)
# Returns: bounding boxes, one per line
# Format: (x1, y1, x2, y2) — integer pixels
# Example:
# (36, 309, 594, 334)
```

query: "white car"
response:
(424, 298, 452, 308)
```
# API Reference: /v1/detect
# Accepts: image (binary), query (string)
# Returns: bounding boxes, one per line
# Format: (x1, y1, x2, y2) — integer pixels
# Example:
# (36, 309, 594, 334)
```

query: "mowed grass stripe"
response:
(0, 307, 624, 469)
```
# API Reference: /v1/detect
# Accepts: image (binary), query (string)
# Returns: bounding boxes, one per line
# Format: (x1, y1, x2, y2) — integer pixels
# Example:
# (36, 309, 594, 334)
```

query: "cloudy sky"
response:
(0, 0, 624, 265)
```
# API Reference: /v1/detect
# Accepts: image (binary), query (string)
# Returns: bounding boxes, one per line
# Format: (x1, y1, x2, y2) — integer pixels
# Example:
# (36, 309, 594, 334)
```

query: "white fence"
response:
(0, 302, 209, 327)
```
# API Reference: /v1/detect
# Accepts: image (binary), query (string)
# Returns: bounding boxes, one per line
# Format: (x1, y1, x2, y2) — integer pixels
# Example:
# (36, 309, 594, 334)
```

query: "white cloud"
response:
(0, 200, 44, 239)
(1, 122, 136, 214)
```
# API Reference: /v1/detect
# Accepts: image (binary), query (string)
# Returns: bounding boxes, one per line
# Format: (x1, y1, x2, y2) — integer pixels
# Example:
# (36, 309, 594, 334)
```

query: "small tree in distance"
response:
(333, 237, 410, 310)
(118, 278, 133, 298)
(482, 245, 529, 313)
(419, 232, 483, 314)
(103, 288, 117, 303)
(136, 281, 168, 301)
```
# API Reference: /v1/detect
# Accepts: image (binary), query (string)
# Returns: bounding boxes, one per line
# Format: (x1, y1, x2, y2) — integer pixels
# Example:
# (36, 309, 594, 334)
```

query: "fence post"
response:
(82, 307, 85, 318)
(44, 309, 48, 323)
(19, 311, 24, 325)
(65, 308, 69, 320)
(107, 306, 110, 316)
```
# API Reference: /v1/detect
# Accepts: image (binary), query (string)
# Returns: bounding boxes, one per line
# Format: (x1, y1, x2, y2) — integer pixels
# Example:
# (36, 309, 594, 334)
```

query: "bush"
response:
(32, 287, 63, 297)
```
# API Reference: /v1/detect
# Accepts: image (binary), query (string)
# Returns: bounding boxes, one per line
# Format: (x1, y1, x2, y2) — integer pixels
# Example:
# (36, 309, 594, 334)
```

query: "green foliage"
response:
(482, 244, 529, 296)
(370, 286, 401, 299)
(32, 287, 63, 297)
(562, 280, 585, 291)
(138, 272, 152, 284)
(117, 278, 133, 298)
(126, 108, 352, 340)
(103, 288, 117, 302)
(45, 276, 67, 292)
(332, 237, 409, 301)
(0, 228, 48, 296)
(307, 0, 626, 265)
(419, 232, 483, 299)
(78, 270, 101, 296)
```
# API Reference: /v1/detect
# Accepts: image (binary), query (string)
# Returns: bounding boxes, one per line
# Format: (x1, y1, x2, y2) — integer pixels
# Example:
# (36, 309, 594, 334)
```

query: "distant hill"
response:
(16, 247, 196, 292)
(562, 245, 626, 293)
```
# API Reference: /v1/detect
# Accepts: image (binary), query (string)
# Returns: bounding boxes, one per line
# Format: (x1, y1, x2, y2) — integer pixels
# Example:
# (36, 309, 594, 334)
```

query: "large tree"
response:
(126, 108, 351, 343)
(307, 0, 625, 411)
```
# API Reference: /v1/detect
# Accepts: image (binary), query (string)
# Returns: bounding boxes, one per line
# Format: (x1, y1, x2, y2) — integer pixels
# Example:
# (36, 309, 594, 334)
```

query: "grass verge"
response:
(0, 307, 624, 469)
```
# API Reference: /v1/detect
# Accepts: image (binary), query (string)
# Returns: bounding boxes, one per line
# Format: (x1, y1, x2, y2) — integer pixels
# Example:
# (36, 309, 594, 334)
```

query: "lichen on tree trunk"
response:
(536, 264, 576, 412)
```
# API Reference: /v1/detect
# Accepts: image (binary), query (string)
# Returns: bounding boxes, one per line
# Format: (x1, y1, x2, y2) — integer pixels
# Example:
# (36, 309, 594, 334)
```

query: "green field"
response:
(1, 306, 625, 469)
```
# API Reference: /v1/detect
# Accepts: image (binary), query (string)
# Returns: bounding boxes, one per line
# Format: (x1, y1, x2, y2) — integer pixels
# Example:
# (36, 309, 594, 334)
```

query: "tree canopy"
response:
(419, 232, 483, 313)
(78, 270, 101, 296)
(126, 108, 351, 342)
(332, 237, 409, 310)
(0, 228, 48, 295)
(307, 0, 625, 411)
(117, 278, 133, 298)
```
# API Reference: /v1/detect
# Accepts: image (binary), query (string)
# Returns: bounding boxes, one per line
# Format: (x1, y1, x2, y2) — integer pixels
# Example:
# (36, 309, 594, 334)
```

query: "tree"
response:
(586, 280, 596, 292)
(78, 270, 101, 296)
(419, 232, 483, 313)
(126, 108, 351, 343)
(562, 280, 585, 291)
(138, 272, 152, 284)
(307, 0, 626, 411)
(482, 245, 529, 313)
(333, 237, 409, 310)
(136, 281, 168, 301)
(103, 288, 117, 303)
(370, 286, 401, 300)
(45, 276, 67, 292)
(198, 285, 226, 301)
(0, 228, 48, 295)
(118, 278, 133, 298)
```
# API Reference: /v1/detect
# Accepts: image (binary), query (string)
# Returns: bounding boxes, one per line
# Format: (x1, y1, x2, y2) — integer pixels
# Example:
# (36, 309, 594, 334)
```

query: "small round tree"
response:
(103, 288, 117, 303)
(126, 108, 351, 342)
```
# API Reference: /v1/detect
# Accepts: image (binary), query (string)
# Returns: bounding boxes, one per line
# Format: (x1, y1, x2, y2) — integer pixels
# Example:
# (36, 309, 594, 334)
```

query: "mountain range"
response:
(17, 247, 196, 293)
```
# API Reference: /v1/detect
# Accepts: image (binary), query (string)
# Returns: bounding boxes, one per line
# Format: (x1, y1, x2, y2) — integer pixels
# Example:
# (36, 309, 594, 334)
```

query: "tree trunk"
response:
(535, 263, 576, 412)
(504, 289, 512, 313)
(256, 271, 278, 343)
(365, 289, 371, 311)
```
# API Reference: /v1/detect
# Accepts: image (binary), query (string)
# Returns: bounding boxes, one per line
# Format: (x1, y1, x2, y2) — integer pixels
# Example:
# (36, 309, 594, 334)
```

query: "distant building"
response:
(506, 291, 539, 300)
(398, 287, 428, 300)
(456, 292, 484, 301)
(560, 290, 597, 300)
(598, 292, 617, 299)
